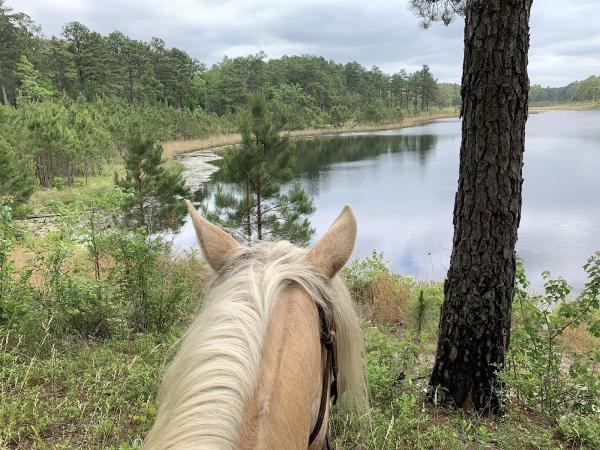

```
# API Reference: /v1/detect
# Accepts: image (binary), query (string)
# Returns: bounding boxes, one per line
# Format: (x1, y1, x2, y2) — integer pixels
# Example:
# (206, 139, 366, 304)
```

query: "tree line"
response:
(530, 76, 600, 104)
(0, 0, 459, 120)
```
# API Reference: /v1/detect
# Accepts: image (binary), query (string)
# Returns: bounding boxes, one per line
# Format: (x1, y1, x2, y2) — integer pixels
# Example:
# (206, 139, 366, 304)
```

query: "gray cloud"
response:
(11, 0, 600, 86)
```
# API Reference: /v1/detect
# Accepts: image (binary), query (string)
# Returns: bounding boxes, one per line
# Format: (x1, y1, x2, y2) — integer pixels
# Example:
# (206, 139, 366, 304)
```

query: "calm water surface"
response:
(175, 110, 600, 289)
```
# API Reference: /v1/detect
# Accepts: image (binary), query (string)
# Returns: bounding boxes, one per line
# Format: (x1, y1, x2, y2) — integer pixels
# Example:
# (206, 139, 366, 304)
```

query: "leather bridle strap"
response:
(308, 304, 337, 448)
(308, 339, 332, 446)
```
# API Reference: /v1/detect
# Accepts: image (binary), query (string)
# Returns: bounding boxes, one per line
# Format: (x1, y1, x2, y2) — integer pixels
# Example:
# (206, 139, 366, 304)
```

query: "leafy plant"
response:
(505, 254, 600, 415)
(0, 205, 31, 331)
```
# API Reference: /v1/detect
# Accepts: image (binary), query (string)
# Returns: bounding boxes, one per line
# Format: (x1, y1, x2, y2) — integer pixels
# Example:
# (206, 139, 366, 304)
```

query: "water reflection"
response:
(294, 133, 440, 181)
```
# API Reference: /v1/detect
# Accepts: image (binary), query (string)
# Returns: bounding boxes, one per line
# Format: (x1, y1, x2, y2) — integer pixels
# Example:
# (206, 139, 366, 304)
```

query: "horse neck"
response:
(238, 285, 326, 450)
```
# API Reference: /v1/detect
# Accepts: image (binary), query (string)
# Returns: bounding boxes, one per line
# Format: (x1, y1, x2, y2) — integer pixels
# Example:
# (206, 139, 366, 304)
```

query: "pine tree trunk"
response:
(1, 85, 8, 105)
(429, 0, 532, 413)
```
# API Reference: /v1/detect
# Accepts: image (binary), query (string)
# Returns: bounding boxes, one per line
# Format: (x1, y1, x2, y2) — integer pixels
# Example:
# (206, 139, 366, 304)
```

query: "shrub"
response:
(25, 205, 121, 340)
(109, 233, 203, 333)
(2, 192, 205, 347)
(503, 254, 600, 415)
(0, 205, 32, 332)
(343, 251, 412, 328)
(329, 105, 350, 127)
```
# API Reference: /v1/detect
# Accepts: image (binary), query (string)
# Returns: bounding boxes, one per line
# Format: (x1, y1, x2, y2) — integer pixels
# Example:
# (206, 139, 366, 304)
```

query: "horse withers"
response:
(144, 202, 368, 449)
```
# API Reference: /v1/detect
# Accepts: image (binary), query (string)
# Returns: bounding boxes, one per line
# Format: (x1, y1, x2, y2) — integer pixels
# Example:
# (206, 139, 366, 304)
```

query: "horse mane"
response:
(143, 240, 368, 449)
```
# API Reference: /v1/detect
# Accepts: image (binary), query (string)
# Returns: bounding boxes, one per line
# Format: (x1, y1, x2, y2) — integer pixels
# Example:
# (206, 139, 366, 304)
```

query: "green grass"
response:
(26, 157, 185, 216)
(2, 325, 595, 449)
(0, 331, 182, 449)
(27, 165, 123, 215)
(330, 326, 580, 450)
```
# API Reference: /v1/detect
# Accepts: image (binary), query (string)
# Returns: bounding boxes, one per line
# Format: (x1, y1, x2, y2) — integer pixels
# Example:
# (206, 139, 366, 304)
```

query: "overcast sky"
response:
(10, 0, 600, 87)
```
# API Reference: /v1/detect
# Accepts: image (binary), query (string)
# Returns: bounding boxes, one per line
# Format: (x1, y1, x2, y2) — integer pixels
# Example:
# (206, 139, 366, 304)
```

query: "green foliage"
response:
(1, 2, 462, 117)
(342, 251, 414, 328)
(504, 254, 600, 415)
(0, 137, 34, 213)
(343, 251, 411, 303)
(1, 92, 232, 197)
(15, 55, 55, 102)
(207, 94, 315, 245)
(116, 130, 190, 233)
(9, 97, 113, 187)
(407, 286, 443, 341)
(531, 76, 600, 104)
(109, 231, 202, 333)
(23, 200, 119, 339)
(365, 326, 422, 405)
(557, 413, 600, 449)
(268, 83, 326, 130)
(0, 0, 39, 106)
(329, 104, 350, 127)
(409, 0, 466, 27)
(1, 193, 203, 343)
(343, 251, 393, 291)
(0, 243, 598, 450)
(0, 205, 30, 329)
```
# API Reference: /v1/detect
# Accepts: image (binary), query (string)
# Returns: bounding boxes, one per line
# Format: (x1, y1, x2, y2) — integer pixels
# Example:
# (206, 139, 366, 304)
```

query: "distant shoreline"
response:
(164, 101, 598, 159)
(529, 101, 600, 112)
(163, 110, 461, 159)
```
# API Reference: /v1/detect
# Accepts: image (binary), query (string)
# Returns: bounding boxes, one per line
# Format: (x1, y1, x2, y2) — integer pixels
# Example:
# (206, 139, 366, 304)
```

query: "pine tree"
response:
(116, 129, 191, 233)
(207, 93, 315, 245)
(411, 0, 532, 412)
(62, 21, 109, 98)
(416, 65, 437, 111)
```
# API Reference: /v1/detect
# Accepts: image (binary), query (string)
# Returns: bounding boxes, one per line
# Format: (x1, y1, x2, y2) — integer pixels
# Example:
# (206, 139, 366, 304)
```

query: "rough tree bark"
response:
(429, 0, 532, 413)
(1, 85, 8, 105)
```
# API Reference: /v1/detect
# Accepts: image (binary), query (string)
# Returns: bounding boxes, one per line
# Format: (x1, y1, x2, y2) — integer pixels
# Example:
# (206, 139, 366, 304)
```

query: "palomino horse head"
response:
(144, 202, 368, 449)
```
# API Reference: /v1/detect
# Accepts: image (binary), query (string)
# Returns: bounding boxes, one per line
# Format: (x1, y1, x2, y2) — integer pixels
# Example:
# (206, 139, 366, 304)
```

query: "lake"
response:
(174, 110, 600, 290)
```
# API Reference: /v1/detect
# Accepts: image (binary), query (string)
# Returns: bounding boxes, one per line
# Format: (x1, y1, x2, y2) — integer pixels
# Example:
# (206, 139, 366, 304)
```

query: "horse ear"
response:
(186, 200, 241, 272)
(309, 205, 357, 279)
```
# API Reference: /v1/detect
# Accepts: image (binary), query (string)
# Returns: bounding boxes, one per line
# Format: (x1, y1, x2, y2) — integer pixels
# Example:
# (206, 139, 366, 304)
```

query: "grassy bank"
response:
(2, 246, 599, 449)
(1, 323, 582, 450)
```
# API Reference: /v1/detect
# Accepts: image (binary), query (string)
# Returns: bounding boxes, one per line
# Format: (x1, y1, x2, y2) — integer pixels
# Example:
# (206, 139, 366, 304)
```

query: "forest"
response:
(530, 77, 600, 104)
(1, 0, 600, 449)
(0, 1, 459, 112)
